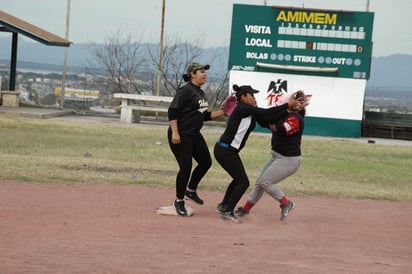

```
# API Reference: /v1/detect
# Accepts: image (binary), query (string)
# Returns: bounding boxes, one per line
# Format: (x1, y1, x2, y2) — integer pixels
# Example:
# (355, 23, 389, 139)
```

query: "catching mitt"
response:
(222, 94, 238, 116)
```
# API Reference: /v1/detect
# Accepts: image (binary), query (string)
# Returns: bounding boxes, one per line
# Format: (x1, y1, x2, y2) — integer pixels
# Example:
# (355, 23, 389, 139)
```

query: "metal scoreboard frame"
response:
(228, 4, 375, 138)
(229, 4, 374, 79)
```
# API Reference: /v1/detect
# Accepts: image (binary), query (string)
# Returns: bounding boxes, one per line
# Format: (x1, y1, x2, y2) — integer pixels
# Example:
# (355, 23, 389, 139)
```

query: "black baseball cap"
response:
(234, 85, 259, 99)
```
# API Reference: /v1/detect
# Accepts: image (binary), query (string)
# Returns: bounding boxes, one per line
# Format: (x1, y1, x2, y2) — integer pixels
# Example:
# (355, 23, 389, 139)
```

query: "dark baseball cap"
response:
(186, 63, 210, 75)
(233, 85, 259, 98)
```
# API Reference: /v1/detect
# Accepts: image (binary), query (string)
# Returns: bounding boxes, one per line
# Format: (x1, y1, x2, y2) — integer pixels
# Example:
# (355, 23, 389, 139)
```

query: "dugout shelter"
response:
(0, 10, 71, 91)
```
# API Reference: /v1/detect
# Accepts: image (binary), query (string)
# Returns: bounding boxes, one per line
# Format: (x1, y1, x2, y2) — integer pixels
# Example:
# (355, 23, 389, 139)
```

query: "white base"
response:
(156, 205, 195, 216)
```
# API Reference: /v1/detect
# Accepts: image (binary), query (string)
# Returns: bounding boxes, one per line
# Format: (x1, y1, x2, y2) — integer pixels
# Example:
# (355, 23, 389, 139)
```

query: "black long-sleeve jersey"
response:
(218, 102, 289, 151)
(168, 82, 212, 135)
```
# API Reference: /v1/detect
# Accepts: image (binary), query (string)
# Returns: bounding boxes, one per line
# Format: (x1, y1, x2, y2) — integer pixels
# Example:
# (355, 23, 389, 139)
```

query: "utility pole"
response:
(156, 0, 165, 98)
(155, 0, 165, 118)
(366, 0, 370, 11)
(60, 0, 71, 108)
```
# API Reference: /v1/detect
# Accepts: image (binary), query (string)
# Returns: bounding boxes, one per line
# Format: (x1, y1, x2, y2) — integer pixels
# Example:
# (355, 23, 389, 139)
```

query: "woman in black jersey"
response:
(214, 84, 304, 223)
(235, 91, 308, 221)
(168, 63, 225, 216)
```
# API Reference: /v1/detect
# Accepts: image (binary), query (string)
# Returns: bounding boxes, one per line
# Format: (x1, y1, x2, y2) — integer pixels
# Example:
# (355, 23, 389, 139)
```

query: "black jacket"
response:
(219, 102, 289, 151)
(168, 82, 212, 135)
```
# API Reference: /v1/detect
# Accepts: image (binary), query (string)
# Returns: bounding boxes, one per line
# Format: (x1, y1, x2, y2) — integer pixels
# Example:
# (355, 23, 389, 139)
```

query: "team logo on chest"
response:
(198, 99, 208, 113)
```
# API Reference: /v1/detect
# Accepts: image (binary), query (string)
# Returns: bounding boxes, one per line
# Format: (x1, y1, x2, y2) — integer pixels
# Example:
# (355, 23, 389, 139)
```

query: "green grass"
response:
(1, 114, 411, 201)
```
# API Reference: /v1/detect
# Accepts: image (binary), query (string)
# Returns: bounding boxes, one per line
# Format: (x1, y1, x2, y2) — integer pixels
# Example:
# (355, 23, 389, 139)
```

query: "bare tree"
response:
(1, 76, 9, 91)
(88, 29, 230, 108)
(203, 47, 230, 108)
(206, 70, 230, 108)
(148, 35, 230, 108)
(89, 29, 147, 94)
(148, 34, 205, 96)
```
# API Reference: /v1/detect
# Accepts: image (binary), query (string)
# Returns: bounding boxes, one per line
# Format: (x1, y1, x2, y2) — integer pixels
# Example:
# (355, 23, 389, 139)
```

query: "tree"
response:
(148, 35, 230, 108)
(206, 69, 230, 108)
(203, 47, 230, 108)
(89, 30, 230, 109)
(1, 76, 9, 91)
(89, 29, 148, 94)
(147, 34, 204, 96)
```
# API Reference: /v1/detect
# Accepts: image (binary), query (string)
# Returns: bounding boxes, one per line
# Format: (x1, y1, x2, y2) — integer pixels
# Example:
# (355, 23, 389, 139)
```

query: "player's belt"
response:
(217, 140, 238, 151)
(217, 141, 230, 148)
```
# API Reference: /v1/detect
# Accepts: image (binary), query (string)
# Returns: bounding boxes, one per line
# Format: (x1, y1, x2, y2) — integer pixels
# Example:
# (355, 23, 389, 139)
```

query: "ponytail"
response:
(182, 74, 190, 82)
(232, 84, 240, 92)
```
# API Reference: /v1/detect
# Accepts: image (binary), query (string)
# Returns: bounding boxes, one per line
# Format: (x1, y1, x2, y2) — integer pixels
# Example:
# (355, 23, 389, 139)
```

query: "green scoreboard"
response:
(228, 4, 375, 138)
(229, 4, 374, 79)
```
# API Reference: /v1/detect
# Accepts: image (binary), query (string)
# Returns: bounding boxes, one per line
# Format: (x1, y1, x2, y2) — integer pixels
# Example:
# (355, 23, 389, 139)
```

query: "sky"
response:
(1, 0, 412, 57)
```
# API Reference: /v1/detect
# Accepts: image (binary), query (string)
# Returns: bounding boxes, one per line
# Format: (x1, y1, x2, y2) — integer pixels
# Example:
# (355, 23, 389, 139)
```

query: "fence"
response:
(362, 111, 412, 140)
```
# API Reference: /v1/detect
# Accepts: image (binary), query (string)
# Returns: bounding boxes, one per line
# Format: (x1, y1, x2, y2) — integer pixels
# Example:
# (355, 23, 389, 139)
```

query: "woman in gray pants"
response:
(214, 85, 305, 223)
(235, 90, 308, 221)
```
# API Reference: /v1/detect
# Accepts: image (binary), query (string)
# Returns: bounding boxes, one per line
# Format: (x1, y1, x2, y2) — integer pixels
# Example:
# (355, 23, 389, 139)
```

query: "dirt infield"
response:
(1, 182, 411, 274)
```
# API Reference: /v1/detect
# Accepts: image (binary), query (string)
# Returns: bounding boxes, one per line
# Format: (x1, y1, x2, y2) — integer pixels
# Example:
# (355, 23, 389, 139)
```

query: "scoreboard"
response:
(229, 4, 374, 79)
(228, 4, 375, 138)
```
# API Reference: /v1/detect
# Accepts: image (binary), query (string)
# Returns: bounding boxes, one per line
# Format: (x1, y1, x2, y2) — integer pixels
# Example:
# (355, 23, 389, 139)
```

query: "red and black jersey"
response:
(271, 112, 304, 156)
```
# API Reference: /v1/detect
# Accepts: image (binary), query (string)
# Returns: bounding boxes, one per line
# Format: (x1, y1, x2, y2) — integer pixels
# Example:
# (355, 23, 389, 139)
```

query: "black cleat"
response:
(216, 203, 227, 214)
(234, 207, 249, 217)
(280, 201, 295, 221)
(185, 190, 204, 205)
(221, 212, 241, 223)
(174, 200, 187, 216)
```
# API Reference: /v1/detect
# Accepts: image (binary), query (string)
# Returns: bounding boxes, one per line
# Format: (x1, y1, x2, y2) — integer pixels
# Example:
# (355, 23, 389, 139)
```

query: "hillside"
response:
(0, 38, 411, 91)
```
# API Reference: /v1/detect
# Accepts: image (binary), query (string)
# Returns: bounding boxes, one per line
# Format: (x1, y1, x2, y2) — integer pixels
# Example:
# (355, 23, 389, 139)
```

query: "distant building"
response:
(54, 87, 100, 101)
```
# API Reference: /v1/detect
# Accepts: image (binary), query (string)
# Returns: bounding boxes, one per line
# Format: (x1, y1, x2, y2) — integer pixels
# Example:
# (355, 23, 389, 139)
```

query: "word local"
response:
(245, 38, 272, 48)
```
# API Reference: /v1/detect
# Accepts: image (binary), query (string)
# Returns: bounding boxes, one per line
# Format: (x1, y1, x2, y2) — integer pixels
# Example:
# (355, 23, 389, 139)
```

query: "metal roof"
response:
(0, 9, 71, 47)
(0, 9, 72, 91)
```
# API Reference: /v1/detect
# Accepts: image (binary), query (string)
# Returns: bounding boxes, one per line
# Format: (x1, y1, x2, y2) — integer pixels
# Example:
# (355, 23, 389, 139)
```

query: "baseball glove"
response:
(221, 94, 238, 116)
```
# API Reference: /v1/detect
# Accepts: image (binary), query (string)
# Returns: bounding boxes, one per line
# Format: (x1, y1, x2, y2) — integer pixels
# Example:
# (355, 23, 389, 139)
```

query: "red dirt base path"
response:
(1, 182, 411, 273)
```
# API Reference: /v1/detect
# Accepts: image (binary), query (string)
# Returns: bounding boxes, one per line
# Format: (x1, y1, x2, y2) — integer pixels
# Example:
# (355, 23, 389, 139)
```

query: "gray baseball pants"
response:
(247, 150, 301, 204)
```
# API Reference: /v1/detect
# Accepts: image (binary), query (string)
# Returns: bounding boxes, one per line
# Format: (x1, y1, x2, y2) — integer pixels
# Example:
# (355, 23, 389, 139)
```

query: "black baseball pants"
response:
(168, 130, 212, 200)
(213, 143, 250, 213)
